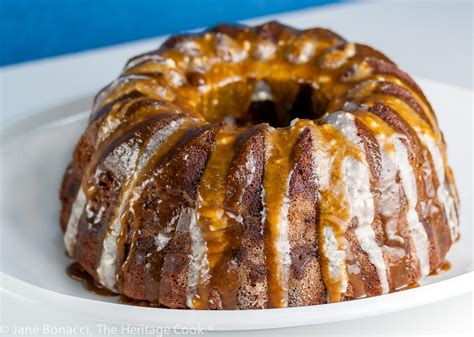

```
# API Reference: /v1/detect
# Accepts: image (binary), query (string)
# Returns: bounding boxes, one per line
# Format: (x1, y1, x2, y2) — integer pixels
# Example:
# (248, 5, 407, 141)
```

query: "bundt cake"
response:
(60, 21, 460, 309)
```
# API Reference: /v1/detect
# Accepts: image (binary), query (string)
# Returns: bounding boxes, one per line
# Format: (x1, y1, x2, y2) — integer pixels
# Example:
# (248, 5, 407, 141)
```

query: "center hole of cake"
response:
(201, 79, 328, 127)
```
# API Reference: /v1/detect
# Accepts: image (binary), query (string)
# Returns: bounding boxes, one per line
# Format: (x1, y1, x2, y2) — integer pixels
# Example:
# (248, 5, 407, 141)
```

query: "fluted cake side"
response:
(60, 21, 460, 309)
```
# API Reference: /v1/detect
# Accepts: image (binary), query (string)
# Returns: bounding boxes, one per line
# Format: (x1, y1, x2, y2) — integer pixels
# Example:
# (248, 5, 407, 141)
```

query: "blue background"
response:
(1, 0, 342, 66)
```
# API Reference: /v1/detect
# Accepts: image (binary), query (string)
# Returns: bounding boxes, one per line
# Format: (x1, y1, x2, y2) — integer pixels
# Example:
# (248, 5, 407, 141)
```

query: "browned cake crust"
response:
(60, 21, 460, 309)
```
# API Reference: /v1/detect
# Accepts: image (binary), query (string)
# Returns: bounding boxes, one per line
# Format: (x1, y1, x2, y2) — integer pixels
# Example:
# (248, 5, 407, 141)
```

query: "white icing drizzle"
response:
(418, 133, 459, 241)
(341, 60, 372, 82)
(392, 138, 430, 277)
(155, 233, 171, 251)
(63, 109, 129, 256)
(274, 173, 292, 307)
(225, 211, 244, 224)
(241, 153, 257, 202)
(84, 202, 95, 230)
(64, 188, 86, 256)
(165, 69, 186, 87)
(222, 116, 236, 125)
(96, 114, 122, 145)
(259, 186, 267, 236)
(324, 112, 389, 294)
(96, 119, 184, 291)
(182, 208, 210, 309)
(347, 262, 361, 275)
(251, 80, 273, 102)
(311, 147, 332, 190)
(310, 126, 334, 190)
(102, 139, 140, 176)
(311, 127, 349, 299)
(319, 43, 356, 70)
(324, 112, 359, 143)
(254, 40, 277, 60)
(124, 53, 167, 71)
(287, 40, 316, 64)
(344, 156, 389, 294)
(259, 182, 291, 307)
(378, 148, 405, 245)
(322, 226, 348, 295)
(177, 40, 202, 57)
(215, 34, 248, 62)
(93, 74, 149, 112)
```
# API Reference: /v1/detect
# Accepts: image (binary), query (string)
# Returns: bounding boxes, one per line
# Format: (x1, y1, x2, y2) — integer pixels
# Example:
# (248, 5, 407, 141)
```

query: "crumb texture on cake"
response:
(60, 21, 460, 309)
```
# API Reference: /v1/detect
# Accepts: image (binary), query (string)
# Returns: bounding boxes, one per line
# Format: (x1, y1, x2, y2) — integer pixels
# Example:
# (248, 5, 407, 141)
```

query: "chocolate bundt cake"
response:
(60, 21, 460, 309)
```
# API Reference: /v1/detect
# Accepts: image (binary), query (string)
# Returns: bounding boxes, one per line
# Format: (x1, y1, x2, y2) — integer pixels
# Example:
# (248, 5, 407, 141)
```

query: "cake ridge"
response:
(312, 123, 362, 302)
(96, 117, 187, 291)
(190, 126, 240, 309)
(367, 102, 454, 264)
(324, 111, 390, 295)
(116, 124, 218, 304)
(63, 112, 177, 256)
(262, 121, 315, 308)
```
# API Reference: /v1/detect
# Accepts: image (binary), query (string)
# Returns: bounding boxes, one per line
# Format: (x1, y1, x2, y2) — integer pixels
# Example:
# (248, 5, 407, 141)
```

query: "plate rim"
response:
(1, 77, 473, 330)
(1, 271, 473, 331)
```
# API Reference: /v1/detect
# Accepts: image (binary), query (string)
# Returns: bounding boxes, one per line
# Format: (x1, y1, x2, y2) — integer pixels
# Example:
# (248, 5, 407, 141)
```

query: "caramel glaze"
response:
(262, 120, 315, 308)
(394, 282, 419, 292)
(118, 296, 165, 307)
(192, 126, 240, 309)
(314, 125, 364, 302)
(67, 262, 165, 307)
(429, 261, 452, 275)
(67, 262, 116, 297)
(67, 260, 449, 301)
(60, 21, 460, 309)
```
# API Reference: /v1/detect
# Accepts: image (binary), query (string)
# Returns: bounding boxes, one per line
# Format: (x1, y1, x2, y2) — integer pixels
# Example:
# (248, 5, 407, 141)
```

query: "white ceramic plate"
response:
(0, 78, 472, 331)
